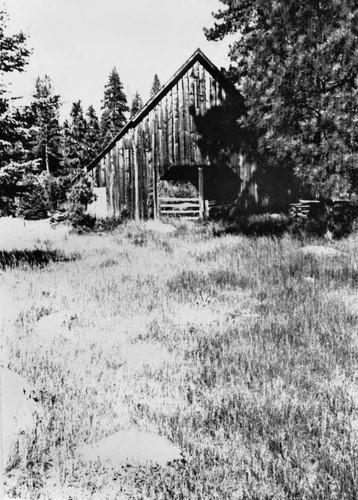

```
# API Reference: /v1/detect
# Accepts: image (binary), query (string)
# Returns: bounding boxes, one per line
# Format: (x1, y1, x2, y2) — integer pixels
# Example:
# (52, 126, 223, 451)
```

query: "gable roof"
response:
(87, 48, 243, 172)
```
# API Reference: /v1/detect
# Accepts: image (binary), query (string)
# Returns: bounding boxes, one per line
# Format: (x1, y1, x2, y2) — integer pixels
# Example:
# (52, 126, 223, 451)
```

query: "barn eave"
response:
(86, 48, 244, 173)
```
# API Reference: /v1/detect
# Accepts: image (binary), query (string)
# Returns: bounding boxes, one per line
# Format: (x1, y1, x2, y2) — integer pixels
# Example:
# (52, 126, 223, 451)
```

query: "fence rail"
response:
(159, 197, 200, 219)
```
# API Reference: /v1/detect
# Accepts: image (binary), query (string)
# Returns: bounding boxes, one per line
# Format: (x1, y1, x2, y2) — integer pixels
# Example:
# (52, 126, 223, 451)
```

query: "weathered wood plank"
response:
(87, 53, 253, 220)
(198, 166, 204, 219)
(159, 197, 199, 202)
(178, 79, 185, 165)
(174, 83, 179, 164)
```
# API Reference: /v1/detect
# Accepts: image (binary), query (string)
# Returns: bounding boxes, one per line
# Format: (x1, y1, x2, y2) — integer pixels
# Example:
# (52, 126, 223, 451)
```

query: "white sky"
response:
(3, 0, 234, 119)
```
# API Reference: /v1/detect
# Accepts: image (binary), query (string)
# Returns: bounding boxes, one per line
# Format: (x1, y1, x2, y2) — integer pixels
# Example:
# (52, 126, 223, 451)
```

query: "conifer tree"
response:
(100, 67, 129, 147)
(130, 91, 143, 118)
(29, 75, 62, 175)
(150, 74, 161, 98)
(0, 8, 38, 215)
(205, 0, 358, 198)
(100, 109, 116, 149)
(84, 105, 101, 163)
(0, 8, 30, 169)
(62, 100, 88, 174)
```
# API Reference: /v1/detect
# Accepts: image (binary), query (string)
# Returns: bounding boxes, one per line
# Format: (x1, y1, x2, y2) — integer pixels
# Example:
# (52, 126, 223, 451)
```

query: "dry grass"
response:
(2, 218, 358, 499)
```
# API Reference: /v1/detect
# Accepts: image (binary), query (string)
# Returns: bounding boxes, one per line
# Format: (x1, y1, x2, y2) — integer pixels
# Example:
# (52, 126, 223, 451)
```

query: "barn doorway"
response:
(158, 179, 200, 219)
(158, 165, 205, 220)
(157, 165, 242, 220)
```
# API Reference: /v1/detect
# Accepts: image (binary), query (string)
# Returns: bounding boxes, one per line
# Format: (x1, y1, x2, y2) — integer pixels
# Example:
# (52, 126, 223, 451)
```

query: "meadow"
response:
(2, 217, 358, 499)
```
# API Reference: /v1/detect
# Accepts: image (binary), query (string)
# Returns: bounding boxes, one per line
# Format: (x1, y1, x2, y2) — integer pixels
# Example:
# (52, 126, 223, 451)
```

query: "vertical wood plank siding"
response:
(89, 60, 254, 218)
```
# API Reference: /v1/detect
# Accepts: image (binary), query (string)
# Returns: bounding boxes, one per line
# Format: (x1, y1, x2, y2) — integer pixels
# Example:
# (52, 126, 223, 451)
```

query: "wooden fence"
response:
(159, 197, 201, 219)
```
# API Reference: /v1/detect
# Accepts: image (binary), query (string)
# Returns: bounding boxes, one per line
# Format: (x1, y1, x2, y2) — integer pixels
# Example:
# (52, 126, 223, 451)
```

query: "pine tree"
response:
(0, 8, 30, 169)
(205, 0, 358, 198)
(100, 109, 116, 149)
(150, 74, 161, 98)
(29, 75, 62, 175)
(130, 91, 143, 118)
(84, 105, 101, 164)
(0, 8, 37, 215)
(100, 67, 129, 147)
(62, 100, 88, 174)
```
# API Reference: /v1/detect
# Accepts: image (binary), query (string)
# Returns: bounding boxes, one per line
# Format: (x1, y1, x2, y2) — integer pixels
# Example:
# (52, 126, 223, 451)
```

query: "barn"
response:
(86, 48, 293, 220)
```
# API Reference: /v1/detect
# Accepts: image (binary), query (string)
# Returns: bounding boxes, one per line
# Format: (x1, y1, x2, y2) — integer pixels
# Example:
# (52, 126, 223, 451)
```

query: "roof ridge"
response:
(86, 48, 240, 172)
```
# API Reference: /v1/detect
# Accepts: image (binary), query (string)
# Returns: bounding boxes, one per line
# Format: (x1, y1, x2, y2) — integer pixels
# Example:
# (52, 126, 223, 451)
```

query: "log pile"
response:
(289, 200, 322, 220)
(289, 199, 356, 221)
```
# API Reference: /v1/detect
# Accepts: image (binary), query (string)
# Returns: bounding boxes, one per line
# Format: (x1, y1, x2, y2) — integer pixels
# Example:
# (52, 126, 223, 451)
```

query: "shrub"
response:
(158, 180, 198, 198)
(0, 248, 79, 269)
(124, 224, 149, 246)
(237, 213, 289, 237)
(0, 196, 17, 217)
(289, 201, 358, 239)
(94, 211, 130, 232)
(210, 213, 289, 238)
(327, 201, 358, 239)
(289, 217, 328, 239)
(68, 176, 96, 208)
(68, 206, 96, 230)
(67, 175, 97, 229)
(17, 185, 49, 220)
(41, 174, 71, 212)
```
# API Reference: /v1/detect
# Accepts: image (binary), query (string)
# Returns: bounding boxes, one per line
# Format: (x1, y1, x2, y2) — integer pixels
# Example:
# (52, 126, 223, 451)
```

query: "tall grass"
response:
(2, 221, 358, 499)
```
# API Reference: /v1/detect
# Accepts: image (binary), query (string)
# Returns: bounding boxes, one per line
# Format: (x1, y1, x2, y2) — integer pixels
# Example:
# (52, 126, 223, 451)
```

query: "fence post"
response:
(198, 167, 204, 219)
(153, 167, 158, 220)
(133, 129, 140, 221)
(205, 200, 209, 219)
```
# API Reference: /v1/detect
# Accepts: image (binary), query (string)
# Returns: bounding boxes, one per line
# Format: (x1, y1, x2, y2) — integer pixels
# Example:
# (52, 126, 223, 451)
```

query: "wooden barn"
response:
(86, 48, 293, 220)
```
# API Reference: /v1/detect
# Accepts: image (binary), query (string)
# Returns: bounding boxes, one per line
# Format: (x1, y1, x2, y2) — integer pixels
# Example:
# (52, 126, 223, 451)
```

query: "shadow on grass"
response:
(0, 248, 80, 269)
(208, 214, 289, 238)
(289, 253, 358, 286)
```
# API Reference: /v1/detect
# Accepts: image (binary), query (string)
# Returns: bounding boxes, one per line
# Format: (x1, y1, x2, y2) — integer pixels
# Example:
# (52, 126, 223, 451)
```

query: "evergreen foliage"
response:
(67, 174, 97, 228)
(84, 105, 101, 163)
(130, 91, 143, 118)
(0, 8, 30, 169)
(0, 8, 37, 214)
(205, 0, 358, 199)
(29, 75, 63, 175)
(99, 108, 116, 149)
(150, 74, 161, 97)
(62, 100, 88, 174)
(100, 68, 129, 147)
(0, 159, 42, 215)
(17, 183, 49, 220)
(0, 10, 30, 75)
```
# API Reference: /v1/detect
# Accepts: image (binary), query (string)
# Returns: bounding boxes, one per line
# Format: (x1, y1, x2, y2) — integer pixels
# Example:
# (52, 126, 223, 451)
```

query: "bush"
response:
(68, 176, 97, 208)
(0, 196, 17, 217)
(17, 185, 49, 220)
(289, 201, 358, 239)
(41, 174, 71, 211)
(327, 201, 358, 239)
(67, 175, 97, 229)
(238, 213, 289, 237)
(94, 211, 130, 232)
(68, 206, 96, 229)
(0, 248, 79, 269)
(289, 217, 328, 239)
(158, 180, 197, 198)
(211, 213, 289, 237)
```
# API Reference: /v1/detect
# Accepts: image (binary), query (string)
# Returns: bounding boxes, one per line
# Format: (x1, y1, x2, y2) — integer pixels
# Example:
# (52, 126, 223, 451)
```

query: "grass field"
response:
(2, 218, 358, 499)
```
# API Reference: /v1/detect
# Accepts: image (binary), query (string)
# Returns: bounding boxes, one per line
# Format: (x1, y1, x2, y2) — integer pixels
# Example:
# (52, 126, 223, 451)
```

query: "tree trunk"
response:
(45, 145, 50, 174)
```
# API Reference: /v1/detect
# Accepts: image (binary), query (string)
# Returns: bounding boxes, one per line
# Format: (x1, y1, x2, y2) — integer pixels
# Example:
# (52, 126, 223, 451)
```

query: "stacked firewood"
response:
(289, 200, 322, 220)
